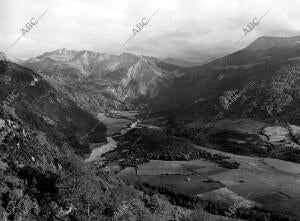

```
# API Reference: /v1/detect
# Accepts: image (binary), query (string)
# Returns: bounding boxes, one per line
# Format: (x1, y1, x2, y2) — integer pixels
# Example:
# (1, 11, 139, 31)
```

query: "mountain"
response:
(117, 56, 185, 100)
(163, 58, 205, 67)
(21, 50, 185, 113)
(246, 35, 300, 51)
(141, 35, 300, 164)
(18, 36, 300, 125)
(149, 35, 300, 121)
(26, 49, 142, 79)
(0, 59, 106, 155)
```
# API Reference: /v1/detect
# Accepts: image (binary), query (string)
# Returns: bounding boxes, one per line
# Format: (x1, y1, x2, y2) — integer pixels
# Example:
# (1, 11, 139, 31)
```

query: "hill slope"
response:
(148, 35, 300, 126)
(0, 59, 106, 154)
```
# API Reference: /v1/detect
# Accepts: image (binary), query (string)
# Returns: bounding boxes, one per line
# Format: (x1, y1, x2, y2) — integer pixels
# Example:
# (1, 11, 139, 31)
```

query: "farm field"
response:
(212, 119, 267, 134)
(109, 110, 139, 120)
(117, 143, 300, 218)
(137, 160, 223, 175)
(97, 112, 133, 136)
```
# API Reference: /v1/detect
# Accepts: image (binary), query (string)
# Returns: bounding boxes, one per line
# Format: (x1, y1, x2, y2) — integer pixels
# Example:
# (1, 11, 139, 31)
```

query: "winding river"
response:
(86, 120, 140, 162)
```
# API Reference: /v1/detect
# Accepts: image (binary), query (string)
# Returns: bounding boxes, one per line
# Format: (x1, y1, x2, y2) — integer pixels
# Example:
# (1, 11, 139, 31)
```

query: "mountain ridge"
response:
(246, 35, 300, 51)
(20, 49, 186, 113)
(0, 59, 107, 155)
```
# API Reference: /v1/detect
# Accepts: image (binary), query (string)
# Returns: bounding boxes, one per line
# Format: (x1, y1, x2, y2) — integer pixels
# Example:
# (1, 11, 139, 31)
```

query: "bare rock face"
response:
(118, 56, 171, 99)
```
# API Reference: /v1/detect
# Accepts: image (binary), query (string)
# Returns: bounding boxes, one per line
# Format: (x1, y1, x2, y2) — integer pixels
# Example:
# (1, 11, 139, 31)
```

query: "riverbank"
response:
(85, 111, 141, 163)
(97, 111, 139, 136)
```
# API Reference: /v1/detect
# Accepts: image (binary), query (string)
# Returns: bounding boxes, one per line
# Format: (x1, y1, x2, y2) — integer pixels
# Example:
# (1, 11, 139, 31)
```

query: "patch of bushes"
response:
(109, 127, 239, 170)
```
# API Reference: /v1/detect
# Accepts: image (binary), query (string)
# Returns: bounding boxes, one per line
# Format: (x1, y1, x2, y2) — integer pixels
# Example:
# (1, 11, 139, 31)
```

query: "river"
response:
(86, 120, 140, 162)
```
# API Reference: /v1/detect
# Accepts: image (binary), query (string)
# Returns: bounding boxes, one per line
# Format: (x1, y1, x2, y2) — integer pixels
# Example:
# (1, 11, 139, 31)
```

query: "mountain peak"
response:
(120, 52, 138, 59)
(246, 35, 300, 51)
(57, 48, 68, 54)
(35, 48, 78, 61)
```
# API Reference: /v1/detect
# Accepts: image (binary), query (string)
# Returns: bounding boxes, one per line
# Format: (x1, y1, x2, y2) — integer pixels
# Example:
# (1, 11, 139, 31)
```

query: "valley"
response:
(43, 103, 300, 220)
(82, 109, 300, 220)
(2, 35, 300, 221)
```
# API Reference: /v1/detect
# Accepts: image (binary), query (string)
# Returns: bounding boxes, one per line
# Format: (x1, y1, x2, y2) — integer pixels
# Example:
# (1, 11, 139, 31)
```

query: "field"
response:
(118, 160, 225, 196)
(109, 110, 139, 120)
(117, 143, 300, 218)
(97, 112, 132, 136)
(263, 158, 300, 174)
(212, 119, 267, 134)
(137, 160, 223, 175)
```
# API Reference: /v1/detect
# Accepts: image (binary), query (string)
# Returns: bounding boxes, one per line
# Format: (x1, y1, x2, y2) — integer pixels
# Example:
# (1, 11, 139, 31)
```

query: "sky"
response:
(0, 0, 300, 61)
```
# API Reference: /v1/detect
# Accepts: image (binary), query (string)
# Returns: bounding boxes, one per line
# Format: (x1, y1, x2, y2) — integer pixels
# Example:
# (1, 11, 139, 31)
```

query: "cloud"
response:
(0, 0, 300, 61)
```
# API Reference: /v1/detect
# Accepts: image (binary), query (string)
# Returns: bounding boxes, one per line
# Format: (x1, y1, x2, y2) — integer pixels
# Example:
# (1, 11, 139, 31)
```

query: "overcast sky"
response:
(0, 0, 300, 61)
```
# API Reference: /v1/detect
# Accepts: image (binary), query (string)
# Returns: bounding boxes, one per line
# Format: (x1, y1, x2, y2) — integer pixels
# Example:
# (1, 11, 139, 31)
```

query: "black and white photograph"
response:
(1, 0, 300, 220)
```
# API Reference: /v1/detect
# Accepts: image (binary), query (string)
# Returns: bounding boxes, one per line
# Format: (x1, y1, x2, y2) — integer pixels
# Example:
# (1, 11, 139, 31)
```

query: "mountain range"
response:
(20, 49, 187, 114)
(7, 35, 300, 127)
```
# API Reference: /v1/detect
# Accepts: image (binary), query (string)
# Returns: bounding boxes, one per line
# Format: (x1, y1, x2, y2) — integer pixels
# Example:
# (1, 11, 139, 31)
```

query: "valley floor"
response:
(115, 142, 300, 218)
(85, 113, 300, 220)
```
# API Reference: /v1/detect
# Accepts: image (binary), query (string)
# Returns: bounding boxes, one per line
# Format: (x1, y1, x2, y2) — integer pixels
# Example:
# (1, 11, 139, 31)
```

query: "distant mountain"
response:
(117, 56, 185, 99)
(148, 35, 300, 126)
(13, 58, 25, 63)
(21, 49, 185, 113)
(247, 35, 300, 51)
(0, 59, 106, 154)
(23, 49, 127, 79)
(163, 58, 205, 67)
